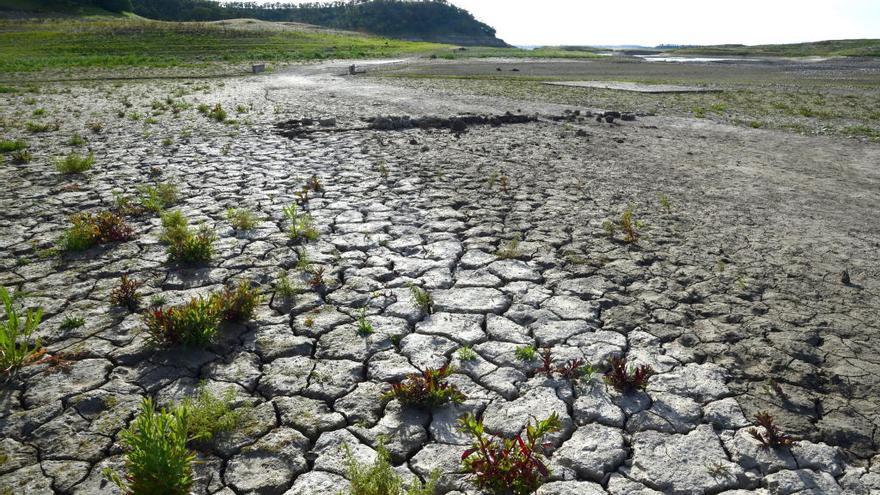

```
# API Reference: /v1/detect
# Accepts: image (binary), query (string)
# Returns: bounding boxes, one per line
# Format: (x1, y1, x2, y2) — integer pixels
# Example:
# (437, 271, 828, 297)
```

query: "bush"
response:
(748, 412, 794, 448)
(458, 412, 561, 495)
(111, 275, 143, 312)
(603, 356, 653, 393)
(283, 203, 319, 242)
(167, 226, 215, 265)
(11, 149, 32, 163)
(214, 281, 262, 322)
(207, 104, 226, 122)
(226, 208, 257, 231)
(603, 204, 643, 244)
(104, 398, 195, 495)
(184, 387, 242, 444)
(59, 211, 134, 252)
(0, 139, 27, 152)
(384, 365, 465, 409)
(55, 152, 95, 174)
(159, 210, 188, 244)
(345, 441, 437, 495)
(138, 183, 179, 213)
(144, 296, 221, 347)
(0, 287, 43, 374)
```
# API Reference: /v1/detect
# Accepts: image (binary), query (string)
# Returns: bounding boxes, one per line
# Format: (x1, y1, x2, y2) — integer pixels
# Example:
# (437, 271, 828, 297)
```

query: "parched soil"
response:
(1, 57, 879, 494)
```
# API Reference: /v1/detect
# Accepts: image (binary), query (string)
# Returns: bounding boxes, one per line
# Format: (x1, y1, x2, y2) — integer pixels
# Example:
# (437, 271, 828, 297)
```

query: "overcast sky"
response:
(238, 0, 880, 46)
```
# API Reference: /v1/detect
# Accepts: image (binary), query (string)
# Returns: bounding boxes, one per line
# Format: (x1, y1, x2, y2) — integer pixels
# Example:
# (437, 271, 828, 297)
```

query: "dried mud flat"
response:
(1, 58, 879, 494)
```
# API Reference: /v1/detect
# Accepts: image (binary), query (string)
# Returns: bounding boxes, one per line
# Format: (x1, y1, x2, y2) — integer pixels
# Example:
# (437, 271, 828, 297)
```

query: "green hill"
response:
(670, 39, 880, 57)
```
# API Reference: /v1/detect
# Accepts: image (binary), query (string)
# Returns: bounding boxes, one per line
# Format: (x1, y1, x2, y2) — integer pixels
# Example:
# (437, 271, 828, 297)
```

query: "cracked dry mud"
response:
(1, 59, 879, 494)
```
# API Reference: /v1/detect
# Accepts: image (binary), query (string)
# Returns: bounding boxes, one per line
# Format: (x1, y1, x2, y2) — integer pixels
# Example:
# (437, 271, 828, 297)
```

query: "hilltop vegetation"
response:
(671, 39, 880, 57)
(0, 17, 446, 74)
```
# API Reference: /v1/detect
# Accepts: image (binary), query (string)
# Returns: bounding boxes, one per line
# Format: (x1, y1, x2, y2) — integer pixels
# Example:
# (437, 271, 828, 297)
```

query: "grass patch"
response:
(59, 211, 134, 252)
(226, 207, 257, 231)
(0, 286, 43, 375)
(0, 139, 27, 152)
(55, 152, 95, 174)
(345, 440, 437, 495)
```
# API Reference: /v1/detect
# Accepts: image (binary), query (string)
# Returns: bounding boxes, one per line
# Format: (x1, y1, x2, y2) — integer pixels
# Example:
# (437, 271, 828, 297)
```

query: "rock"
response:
(283, 471, 350, 495)
(573, 385, 625, 427)
(258, 356, 313, 397)
(482, 387, 573, 444)
(275, 396, 346, 440)
(537, 481, 607, 494)
(553, 424, 627, 481)
(765, 469, 841, 494)
(627, 393, 702, 433)
(703, 397, 750, 429)
(415, 312, 486, 345)
(791, 441, 846, 476)
(432, 287, 511, 314)
(723, 427, 797, 474)
(225, 428, 309, 494)
(487, 259, 542, 282)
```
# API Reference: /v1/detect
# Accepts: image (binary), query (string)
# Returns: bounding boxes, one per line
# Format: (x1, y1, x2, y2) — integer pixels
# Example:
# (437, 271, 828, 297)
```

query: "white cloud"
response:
(234, 0, 880, 46)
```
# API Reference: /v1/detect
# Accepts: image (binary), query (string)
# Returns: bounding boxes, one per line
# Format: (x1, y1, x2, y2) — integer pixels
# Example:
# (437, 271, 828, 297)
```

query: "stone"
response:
(432, 287, 511, 314)
(553, 424, 627, 481)
(415, 312, 486, 345)
(764, 469, 841, 494)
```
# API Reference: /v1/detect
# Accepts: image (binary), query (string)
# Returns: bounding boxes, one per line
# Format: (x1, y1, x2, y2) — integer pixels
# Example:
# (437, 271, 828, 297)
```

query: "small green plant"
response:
(111, 275, 144, 312)
(356, 307, 374, 336)
(87, 122, 103, 134)
(207, 104, 227, 122)
(1, 287, 43, 374)
(67, 133, 86, 146)
(274, 271, 302, 299)
(748, 412, 794, 448)
(59, 315, 85, 330)
(226, 208, 258, 231)
(658, 194, 671, 213)
(59, 211, 134, 252)
(55, 152, 95, 174)
(345, 440, 437, 495)
(31, 108, 45, 116)
(283, 204, 319, 242)
(0, 139, 27, 152)
(26, 121, 57, 133)
(144, 296, 221, 347)
(603, 204, 644, 243)
(183, 387, 243, 444)
(104, 398, 195, 495)
(11, 149, 32, 163)
(214, 281, 262, 322)
(457, 346, 477, 361)
(496, 233, 522, 259)
(458, 412, 561, 495)
(138, 183, 179, 213)
(603, 356, 654, 393)
(408, 284, 433, 314)
(384, 365, 465, 409)
(159, 210, 188, 244)
(166, 226, 216, 265)
(514, 345, 537, 361)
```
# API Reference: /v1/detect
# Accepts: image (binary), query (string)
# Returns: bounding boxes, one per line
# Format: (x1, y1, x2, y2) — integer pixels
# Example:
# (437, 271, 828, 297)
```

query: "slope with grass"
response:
(0, 17, 448, 74)
(670, 39, 880, 57)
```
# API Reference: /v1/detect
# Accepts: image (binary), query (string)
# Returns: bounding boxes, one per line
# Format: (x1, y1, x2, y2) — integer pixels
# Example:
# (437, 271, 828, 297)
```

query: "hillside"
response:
(670, 39, 880, 57)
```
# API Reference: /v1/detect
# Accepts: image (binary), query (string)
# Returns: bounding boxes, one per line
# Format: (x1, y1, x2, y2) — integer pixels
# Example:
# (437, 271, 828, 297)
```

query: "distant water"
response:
(637, 55, 759, 63)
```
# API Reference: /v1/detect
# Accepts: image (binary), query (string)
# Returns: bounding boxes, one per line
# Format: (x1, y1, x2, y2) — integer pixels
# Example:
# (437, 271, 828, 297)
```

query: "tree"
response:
(97, 0, 134, 12)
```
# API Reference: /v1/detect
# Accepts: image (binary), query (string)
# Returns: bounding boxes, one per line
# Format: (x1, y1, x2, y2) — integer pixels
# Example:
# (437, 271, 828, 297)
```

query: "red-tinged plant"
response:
(214, 281, 262, 322)
(111, 275, 143, 312)
(143, 297, 221, 347)
(458, 412, 561, 495)
(557, 358, 587, 381)
(384, 365, 466, 409)
(748, 412, 794, 448)
(536, 347, 554, 377)
(94, 211, 135, 242)
(603, 356, 654, 393)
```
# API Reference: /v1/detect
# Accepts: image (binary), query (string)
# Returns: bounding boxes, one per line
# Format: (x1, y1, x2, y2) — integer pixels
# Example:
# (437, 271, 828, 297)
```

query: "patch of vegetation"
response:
(67, 133, 87, 146)
(166, 225, 216, 265)
(25, 121, 57, 133)
(0, 286, 43, 374)
(59, 315, 85, 330)
(183, 387, 244, 445)
(55, 152, 95, 174)
(206, 103, 226, 122)
(384, 365, 465, 409)
(514, 345, 537, 361)
(603, 356, 654, 393)
(159, 210, 188, 244)
(214, 281, 262, 322)
(344, 440, 437, 495)
(603, 204, 643, 243)
(457, 345, 477, 361)
(11, 149, 32, 163)
(408, 283, 433, 314)
(137, 183, 179, 213)
(536, 347, 593, 383)
(0, 139, 27, 152)
(283, 203, 319, 242)
(111, 275, 143, 312)
(274, 271, 302, 299)
(355, 307, 374, 336)
(104, 398, 195, 495)
(59, 211, 134, 252)
(144, 296, 221, 347)
(671, 39, 880, 58)
(226, 207, 257, 231)
(748, 412, 794, 448)
(458, 412, 561, 495)
(495, 233, 521, 259)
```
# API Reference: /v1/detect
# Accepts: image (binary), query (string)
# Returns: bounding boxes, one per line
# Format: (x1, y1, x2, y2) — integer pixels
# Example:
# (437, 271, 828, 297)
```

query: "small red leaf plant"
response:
(535, 347, 594, 383)
(458, 412, 562, 495)
(110, 275, 144, 312)
(383, 365, 466, 409)
(603, 356, 654, 393)
(748, 411, 794, 448)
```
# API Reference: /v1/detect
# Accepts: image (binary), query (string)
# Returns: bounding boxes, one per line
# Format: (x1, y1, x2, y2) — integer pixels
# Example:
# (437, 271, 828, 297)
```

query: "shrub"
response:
(159, 210, 188, 244)
(139, 183, 179, 213)
(748, 412, 794, 448)
(59, 211, 134, 252)
(496, 233, 522, 259)
(603, 356, 653, 393)
(207, 104, 226, 122)
(59, 315, 85, 330)
(67, 133, 86, 146)
(408, 284, 433, 314)
(144, 296, 221, 347)
(458, 412, 561, 495)
(226, 208, 257, 231)
(0, 287, 43, 374)
(166, 227, 215, 265)
(345, 441, 437, 495)
(535, 347, 594, 382)
(214, 281, 262, 322)
(11, 149, 32, 163)
(0, 139, 27, 152)
(514, 345, 536, 361)
(457, 346, 477, 361)
(26, 121, 57, 133)
(283, 204, 319, 242)
(104, 398, 195, 495)
(111, 275, 143, 312)
(274, 272, 302, 299)
(384, 365, 465, 409)
(183, 387, 242, 444)
(356, 307, 374, 336)
(603, 204, 643, 243)
(55, 152, 95, 174)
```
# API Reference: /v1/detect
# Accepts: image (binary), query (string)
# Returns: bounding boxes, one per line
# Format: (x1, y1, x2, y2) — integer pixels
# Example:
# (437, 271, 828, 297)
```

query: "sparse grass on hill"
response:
(671, 39, 880, 58)
(0, 17, 447, 73)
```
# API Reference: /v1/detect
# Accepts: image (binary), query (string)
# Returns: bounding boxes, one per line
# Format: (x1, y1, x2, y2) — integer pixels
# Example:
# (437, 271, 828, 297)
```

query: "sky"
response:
(237, 0, 880, 47)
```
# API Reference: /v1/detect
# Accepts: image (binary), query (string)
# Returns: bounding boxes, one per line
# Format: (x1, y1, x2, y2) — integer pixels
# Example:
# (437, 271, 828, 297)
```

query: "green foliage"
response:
(495, 233, 521, 259)
(345, 441, 438, 495)
(457, 346, 477, 361)
(0, 139, 27, 152)
(658, 194, 672, 213)
(274, 271, 302, 299)
(11, 149, 32, 163)
(166, 226, 216, 265)
(144, 296, 221, 347)
(283, 203, 319, 242)
(206, 103, 226, 122)
(514, 345, 536, 361)
(603, 204, 644, 244)
(111, 275, 143, 312)
(384, 365, 465, 409)
(55, 152, 95, 174)
(356, 307, 374, 336)
(137, 183, 179, 213)
(60, 315, 85, 330)
(159, 210, 188, 244)
(67, 133, 87, 146)
(214, 281, 262, 322)
(226, 208, 257, 231)
(59, 211, 134, 252)
(458, 412, 561, 494)
(25, 121, 57, 133)
(104, 398, 195, 495)
(183, 387, 242, 444)
(408, 284, 432, 314)
(0, 287, 43, 374)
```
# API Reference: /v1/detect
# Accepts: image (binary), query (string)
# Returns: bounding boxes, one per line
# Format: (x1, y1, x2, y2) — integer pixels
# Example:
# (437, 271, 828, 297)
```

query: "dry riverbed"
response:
(1, 57, 879, 494)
